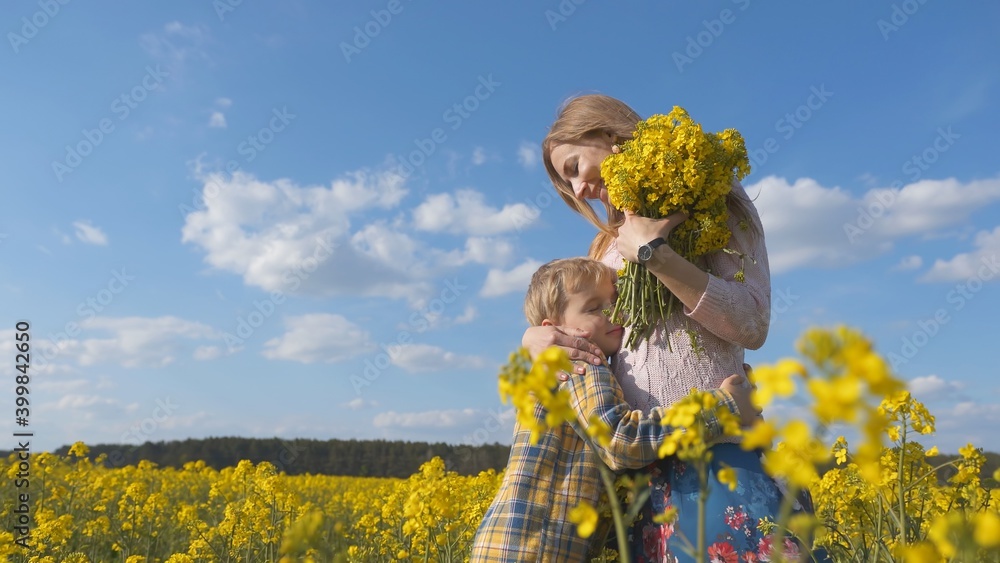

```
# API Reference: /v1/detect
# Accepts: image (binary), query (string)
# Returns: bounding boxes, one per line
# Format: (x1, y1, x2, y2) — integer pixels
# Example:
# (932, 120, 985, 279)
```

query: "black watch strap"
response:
(638, 237, 666, 263)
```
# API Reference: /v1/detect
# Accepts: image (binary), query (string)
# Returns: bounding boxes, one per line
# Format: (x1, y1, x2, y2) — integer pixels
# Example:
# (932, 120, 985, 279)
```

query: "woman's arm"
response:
(522, 325, 604, 374)
(615, 188, 771, 349)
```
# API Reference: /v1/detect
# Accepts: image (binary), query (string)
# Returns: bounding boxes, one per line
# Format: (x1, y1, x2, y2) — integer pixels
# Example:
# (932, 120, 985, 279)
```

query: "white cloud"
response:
(33, 378, 90, 393)
(139, 21, 210, 77)
(389, 344, 487, 373)
(480, 259, 542, 297)
(373, 408, 481, 429)
(892, 255, 923, 271)
(471, 147, 487, 166)
(208, 111, 227, 128)
(193, 345, 223, 360)
(930, 401, 1000, 452)
(750, 175, 1000, 273)
(866, 177, 1000, 237)
(908, 374, 964, 400)
(454, 305, 477, 324)
(517, 141, 538, 168)
(435, 237, 516, 270)
(72, 316, 219, 367)
(215, 97, 232, 108)
(73, 220, 108, 246)
(920, 226, 1000, 282)
(947, 401, 1000, 421)
(54, 394, 119, 410)
(181, 169, 439, 301)
(465, 237, 514, 265)
(394, 301, 476, 333)
(262, 314, 374, 364)
(345, 398, 378, 410)
(412, 189, 538, 235)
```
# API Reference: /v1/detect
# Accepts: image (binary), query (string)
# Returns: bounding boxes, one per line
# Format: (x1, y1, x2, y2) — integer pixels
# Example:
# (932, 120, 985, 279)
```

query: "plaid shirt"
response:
(470, 362, 737, 562)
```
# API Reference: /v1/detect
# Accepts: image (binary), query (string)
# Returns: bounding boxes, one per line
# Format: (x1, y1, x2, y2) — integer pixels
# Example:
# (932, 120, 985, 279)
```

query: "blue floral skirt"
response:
(625, 444, 828, 563)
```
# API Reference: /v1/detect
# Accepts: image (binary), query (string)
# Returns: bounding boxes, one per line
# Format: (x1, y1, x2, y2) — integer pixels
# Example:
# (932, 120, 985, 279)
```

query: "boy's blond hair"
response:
(524, 257, 616, 326)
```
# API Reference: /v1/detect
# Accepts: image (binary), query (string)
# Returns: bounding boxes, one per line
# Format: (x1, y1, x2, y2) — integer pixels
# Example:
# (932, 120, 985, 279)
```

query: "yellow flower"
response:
(585, 415, 612, 448)
(927, 513, 958, 558)
(887, 425, 901, 442)
(600, 106, 749, 347)
(749, 361, 800, 407)
(741, 420, 777, 451)
(808, 375, 861, 423)
(973, 510, 1000, 548)
(900, 542, 941, 563)
(959, 443, 980, 460)
(68, 441, 90, 458)
(568, 502, 599, 538)
(717, 465, 737, 491)
(654, 506, 679, 524)
(832, 436, 848, 465)
(925, 446, 938, 457)
(497, 347, 574, 444)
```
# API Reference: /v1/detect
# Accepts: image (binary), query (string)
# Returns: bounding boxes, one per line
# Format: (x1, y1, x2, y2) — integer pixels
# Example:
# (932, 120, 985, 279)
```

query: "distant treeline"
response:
(3, 437, 512, 478)
(4, 438, 998, 483)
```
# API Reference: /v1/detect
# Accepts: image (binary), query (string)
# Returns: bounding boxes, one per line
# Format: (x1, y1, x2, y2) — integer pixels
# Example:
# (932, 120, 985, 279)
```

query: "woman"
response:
(523, 94, 803, 562)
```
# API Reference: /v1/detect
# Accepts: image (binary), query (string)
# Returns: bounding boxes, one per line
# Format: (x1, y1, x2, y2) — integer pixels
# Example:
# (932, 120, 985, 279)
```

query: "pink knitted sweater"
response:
(601, 184, 771, 441)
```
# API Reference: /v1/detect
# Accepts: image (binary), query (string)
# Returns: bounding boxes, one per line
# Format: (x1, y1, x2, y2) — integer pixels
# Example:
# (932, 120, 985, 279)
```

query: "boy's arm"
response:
(565, 362, 738, 472)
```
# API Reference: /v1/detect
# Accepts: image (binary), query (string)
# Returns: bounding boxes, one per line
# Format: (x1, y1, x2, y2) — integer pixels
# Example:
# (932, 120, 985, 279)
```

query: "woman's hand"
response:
(616, 211, 688, 263)
(522, 325, 604, 377)
(720, 367, 762, 427)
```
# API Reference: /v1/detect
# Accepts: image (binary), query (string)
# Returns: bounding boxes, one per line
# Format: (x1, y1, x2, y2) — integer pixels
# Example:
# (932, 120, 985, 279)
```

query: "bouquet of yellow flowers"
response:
(601, 106, 751, 349)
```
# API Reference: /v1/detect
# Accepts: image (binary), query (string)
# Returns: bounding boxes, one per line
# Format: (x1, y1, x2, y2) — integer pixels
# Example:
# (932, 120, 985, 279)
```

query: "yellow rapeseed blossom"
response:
(717, 465, 737, 491)
(658, 388, 740, 462)
(749, 359, 802, 407)
(600, 106, 751, 348)
(974, 510, 1000, 549)
(568, 502, 599, 538)
(68, 441, 90, 458)
(498, 346, 573, 444)
(741, 420, 777, 451)
(585, 414, 613, 448)
(900, 542, 941, 563)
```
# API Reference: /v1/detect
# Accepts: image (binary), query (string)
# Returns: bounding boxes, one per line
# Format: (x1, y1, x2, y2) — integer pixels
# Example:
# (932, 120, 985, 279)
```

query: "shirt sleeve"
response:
(685, 183, 772, 350)
(566, 363, 738, 472)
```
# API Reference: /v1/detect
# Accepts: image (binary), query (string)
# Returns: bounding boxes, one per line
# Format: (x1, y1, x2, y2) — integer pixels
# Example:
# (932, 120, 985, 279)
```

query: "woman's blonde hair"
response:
(541, 94, 761, 260)
(524, 257, 615, 327)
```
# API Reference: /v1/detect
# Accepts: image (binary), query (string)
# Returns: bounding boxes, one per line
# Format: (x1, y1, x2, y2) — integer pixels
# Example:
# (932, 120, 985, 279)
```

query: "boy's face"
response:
(557, 276, 622, 357)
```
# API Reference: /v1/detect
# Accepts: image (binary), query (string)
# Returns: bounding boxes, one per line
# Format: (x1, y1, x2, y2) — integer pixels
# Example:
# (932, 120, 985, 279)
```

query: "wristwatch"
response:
(637, 237, 666, 264)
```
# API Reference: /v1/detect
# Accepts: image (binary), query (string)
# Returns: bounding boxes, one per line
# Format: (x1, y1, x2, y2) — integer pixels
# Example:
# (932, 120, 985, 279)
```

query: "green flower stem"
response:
(573, 424, 633, 563)
(697, 463, 708, 563)
(897, 423, 908, 548)
(597, 462, 631, 563)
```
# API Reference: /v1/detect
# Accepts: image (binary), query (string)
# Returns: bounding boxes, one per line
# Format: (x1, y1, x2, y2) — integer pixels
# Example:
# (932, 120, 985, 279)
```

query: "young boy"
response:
(470, 257, 756, 562)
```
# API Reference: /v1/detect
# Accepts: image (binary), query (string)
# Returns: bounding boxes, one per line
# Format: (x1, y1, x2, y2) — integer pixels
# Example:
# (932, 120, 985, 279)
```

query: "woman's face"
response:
(549, 135, 613, 204)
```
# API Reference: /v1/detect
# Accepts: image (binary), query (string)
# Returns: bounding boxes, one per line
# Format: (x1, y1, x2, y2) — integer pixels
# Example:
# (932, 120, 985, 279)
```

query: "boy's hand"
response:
(720, 370, 762, 427)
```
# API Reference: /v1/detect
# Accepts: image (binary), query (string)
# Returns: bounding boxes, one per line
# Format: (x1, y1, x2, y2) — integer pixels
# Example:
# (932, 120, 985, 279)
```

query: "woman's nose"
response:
(573, 180, 590, 199)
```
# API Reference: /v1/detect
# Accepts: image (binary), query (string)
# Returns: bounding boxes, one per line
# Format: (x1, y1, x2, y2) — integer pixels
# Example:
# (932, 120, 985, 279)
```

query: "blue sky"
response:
(2, 1, 998, 456)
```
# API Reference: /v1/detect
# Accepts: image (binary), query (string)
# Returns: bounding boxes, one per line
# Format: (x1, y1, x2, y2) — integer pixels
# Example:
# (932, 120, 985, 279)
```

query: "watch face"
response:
(638, 246, 651, 262)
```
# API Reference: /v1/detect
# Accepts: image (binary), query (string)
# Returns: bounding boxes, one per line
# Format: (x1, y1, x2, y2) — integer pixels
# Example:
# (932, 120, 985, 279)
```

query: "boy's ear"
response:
(540, 318, 557, 327)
